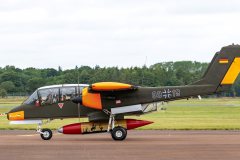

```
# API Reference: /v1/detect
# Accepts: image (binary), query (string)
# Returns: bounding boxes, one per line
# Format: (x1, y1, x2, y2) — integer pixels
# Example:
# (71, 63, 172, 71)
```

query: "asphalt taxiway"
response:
(0, 130, 240, 160)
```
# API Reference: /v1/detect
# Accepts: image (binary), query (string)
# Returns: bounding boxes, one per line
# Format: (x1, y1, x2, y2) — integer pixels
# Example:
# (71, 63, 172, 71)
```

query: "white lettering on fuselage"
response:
(152, 89, 180, 99)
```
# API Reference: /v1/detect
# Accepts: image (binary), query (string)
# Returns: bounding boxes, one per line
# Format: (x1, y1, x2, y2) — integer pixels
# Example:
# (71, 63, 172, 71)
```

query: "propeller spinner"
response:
(72, 96, 82, 104)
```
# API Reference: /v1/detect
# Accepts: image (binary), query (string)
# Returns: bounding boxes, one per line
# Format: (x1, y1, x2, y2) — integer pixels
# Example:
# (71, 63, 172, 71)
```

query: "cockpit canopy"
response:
(25, 84, 88, 106)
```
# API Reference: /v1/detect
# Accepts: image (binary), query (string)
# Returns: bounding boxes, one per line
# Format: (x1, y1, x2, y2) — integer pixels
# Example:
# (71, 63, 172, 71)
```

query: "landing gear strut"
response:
(36, 119, 53, 140)
(104, 110, 128, 141)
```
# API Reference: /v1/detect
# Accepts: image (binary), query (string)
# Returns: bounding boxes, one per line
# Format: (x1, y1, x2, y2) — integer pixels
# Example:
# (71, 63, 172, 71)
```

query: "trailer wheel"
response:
(111, 126, 127, 141)
(40, 129, 52, 140)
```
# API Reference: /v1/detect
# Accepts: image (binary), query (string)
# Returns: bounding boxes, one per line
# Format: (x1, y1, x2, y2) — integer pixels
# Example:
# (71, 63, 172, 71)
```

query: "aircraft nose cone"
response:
(72, 96, 82, 104)
(58, 127, 63, 133)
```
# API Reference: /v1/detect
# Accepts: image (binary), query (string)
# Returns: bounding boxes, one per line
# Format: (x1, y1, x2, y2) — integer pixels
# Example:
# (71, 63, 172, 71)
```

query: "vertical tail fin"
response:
(190, 44, 240, 93)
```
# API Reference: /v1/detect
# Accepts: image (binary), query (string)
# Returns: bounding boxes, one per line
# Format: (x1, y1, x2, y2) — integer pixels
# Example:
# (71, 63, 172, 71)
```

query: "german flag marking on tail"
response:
(219, 57, 228, 63)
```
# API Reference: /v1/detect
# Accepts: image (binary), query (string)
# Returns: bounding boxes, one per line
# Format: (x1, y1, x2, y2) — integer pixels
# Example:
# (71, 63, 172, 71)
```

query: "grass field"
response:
(0, 98, 240, 130)
(0, 97, 26, 106)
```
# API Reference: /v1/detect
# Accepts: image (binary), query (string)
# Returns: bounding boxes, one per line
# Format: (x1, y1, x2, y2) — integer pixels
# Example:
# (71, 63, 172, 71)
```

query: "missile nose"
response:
(58, 127, 63, 133)
(142, 120, 154, 125)
(125, 119, 154, 130)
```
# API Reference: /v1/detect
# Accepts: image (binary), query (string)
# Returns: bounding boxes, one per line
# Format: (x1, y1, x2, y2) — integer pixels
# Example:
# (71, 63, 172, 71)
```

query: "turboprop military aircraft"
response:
(7, 44, 240, 141)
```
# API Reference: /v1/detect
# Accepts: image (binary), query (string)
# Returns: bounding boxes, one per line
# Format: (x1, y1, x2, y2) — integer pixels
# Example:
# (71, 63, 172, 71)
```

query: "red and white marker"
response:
(58, 103, 64, 109)
(116, 100, 121, 104)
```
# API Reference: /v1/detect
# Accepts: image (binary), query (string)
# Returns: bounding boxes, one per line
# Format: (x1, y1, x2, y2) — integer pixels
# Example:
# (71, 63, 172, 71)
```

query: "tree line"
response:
(0, 61, 240, 97)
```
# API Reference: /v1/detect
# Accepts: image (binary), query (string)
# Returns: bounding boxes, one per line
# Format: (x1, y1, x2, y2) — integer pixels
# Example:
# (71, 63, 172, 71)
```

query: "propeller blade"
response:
(75, 73, 81, 124)
(78, 73, 80, 97)
(78, 103, 81, 123)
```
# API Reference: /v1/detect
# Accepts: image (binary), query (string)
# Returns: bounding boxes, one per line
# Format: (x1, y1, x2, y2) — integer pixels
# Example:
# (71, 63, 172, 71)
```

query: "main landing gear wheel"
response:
(40, 129, 52, 140)
(111, 126, 127, 141)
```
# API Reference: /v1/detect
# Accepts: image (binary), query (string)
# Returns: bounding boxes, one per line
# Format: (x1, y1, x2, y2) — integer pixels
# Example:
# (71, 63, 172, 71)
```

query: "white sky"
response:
(0, 0, 240, 70)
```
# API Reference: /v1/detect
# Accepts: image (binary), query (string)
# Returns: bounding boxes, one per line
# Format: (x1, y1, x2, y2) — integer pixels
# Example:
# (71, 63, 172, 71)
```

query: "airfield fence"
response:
(5, 92, 33, 98)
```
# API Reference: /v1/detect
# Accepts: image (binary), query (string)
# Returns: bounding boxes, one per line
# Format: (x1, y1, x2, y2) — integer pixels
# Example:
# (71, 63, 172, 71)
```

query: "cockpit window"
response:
(77, 87, 86, 95)
(25, 91, 39, 106)
(60, 87, 76, 101)
(51, 88, 59, 103)
(39, 88, 59, 105)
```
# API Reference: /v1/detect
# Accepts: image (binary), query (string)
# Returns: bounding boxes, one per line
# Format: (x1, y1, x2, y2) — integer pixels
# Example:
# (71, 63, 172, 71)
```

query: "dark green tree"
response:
(80, 70, 91, 84)
(176, 67, 185, 80)
(27, 78, 45, 92)
(1, 71, 22, 87)
(0, 81, 15, 92)
(0, 89, 7, 98)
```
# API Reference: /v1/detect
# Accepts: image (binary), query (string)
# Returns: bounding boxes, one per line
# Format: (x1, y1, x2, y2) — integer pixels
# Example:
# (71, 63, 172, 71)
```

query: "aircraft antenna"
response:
(142, 56, 147, 86)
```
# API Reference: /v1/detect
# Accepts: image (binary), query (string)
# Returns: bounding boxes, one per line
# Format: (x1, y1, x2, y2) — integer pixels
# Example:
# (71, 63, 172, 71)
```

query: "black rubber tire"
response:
(111, 126, 127, 141)
(40, 129, 52, 140)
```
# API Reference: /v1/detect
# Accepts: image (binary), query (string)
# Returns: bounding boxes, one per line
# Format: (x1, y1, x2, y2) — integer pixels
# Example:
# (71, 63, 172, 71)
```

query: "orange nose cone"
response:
(8, 111, 24, 121)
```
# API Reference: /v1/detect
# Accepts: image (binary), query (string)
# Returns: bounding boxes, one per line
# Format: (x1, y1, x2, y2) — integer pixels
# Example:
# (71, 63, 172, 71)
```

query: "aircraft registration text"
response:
(152, 89, 180, 99)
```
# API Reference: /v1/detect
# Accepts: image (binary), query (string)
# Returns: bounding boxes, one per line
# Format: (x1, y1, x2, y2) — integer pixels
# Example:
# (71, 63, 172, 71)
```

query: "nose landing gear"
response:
(40, 129, 52, 140)
(36, 119, 53, 140)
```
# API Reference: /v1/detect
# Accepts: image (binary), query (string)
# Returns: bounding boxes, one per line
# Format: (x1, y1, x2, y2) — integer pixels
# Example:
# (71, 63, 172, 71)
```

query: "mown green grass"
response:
(1, 98, 240, 130)
(136, 106, 240, 130)
(0, 102, 22, 106)
(168, 97, 240, 105)
(0, 98, 25, 106)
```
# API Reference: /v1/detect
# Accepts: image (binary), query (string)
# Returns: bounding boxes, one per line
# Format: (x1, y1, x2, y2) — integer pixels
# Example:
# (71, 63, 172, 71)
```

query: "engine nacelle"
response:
(89, 82, 133, 91)
(73, 82, 138, 110)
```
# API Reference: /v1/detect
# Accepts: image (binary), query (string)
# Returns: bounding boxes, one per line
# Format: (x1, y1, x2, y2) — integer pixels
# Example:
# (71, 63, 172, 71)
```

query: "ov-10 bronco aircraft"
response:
(7, 44, 240, 141)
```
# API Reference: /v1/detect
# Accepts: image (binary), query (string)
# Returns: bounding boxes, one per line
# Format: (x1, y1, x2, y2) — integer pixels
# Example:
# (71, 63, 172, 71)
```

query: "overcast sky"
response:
(0, 0, 240, 70)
